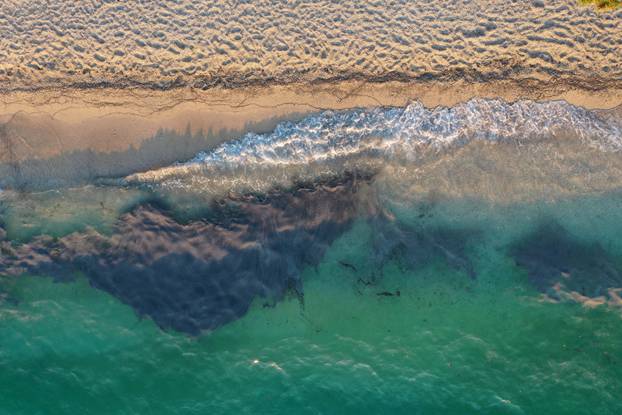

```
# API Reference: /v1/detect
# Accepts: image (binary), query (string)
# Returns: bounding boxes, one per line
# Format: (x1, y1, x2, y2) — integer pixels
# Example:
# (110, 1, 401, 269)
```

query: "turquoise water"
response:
(2, 191, 621, 414)
(2, 99, 622, 413)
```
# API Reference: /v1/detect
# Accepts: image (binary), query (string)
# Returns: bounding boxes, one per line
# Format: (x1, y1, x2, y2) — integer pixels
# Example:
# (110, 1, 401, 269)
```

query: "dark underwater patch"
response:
(0, 172, 484, 334)
(0, 173, 372, 335)
(368, 217, 477, 280)
(510, 221, 622, 299)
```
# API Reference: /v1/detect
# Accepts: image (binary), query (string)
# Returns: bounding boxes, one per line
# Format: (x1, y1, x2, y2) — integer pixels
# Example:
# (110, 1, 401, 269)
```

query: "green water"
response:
(1, 193, 622, 414)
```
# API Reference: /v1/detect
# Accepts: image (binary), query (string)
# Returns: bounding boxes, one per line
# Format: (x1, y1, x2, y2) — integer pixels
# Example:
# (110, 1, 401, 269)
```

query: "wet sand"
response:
(2, 79, 622, 162)
(1, 81, 621, 192)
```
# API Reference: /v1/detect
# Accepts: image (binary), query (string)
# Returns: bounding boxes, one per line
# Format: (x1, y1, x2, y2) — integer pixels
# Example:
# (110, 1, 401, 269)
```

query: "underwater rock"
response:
(510, 221, 622, 301)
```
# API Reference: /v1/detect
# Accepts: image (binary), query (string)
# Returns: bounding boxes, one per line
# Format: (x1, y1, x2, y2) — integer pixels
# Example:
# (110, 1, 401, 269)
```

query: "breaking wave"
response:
(127, 98, 622, 188)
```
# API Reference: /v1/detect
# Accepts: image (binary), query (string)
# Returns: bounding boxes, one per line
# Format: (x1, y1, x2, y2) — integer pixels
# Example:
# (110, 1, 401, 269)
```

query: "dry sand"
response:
(0, 0, 621, 92)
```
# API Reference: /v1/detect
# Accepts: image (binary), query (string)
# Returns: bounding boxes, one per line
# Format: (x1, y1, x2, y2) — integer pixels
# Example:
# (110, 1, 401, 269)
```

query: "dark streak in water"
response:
(370, 218, 478, 279)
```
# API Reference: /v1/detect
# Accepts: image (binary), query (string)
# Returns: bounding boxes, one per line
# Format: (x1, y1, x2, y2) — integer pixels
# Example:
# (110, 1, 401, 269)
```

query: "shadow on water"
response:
(510, 220, 622, 299)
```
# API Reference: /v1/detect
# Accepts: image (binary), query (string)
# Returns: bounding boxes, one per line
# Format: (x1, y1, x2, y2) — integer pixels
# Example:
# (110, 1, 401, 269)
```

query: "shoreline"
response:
(2, 78, 622, 159)
(2, 78, 621, 192)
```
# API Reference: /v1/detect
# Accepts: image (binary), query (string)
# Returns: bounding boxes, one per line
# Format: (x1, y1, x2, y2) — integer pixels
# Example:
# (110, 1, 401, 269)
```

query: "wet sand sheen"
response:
(2, 80, 622, 162)
(2, 92, 622, 193)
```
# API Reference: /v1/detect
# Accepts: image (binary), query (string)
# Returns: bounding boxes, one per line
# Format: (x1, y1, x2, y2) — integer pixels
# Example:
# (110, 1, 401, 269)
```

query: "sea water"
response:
(1, 99, 621, 414)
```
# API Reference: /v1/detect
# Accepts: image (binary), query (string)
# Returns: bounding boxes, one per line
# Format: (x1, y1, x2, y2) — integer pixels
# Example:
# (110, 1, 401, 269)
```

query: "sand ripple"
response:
(0, 0, 621, 91)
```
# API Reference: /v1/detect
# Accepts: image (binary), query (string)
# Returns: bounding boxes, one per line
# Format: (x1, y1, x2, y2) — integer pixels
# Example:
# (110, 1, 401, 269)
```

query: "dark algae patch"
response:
(0, 172, 484, 335)
(0, 174, 372, 334)
(510, 220, 622, 300)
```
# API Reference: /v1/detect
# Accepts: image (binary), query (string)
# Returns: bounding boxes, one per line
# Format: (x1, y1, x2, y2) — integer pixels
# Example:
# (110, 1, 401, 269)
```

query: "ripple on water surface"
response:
(2, 190, 622, 414)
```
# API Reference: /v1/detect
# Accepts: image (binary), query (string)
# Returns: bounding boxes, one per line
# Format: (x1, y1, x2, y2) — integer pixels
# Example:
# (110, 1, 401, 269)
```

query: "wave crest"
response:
(128, 99, 622, 186)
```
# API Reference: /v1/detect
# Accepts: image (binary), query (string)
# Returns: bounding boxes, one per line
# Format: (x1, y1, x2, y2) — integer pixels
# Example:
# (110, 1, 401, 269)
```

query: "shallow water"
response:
(1, 100, 622, 413)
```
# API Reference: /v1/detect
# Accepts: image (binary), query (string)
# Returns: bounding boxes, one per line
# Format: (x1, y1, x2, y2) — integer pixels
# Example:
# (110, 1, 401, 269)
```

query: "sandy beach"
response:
(1, 0, 621, 92)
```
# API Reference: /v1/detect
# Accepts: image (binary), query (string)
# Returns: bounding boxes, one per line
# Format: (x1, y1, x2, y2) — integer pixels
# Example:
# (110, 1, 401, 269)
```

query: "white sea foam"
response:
(128, 99, 622, 186)
(126, 99, 622, 194)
